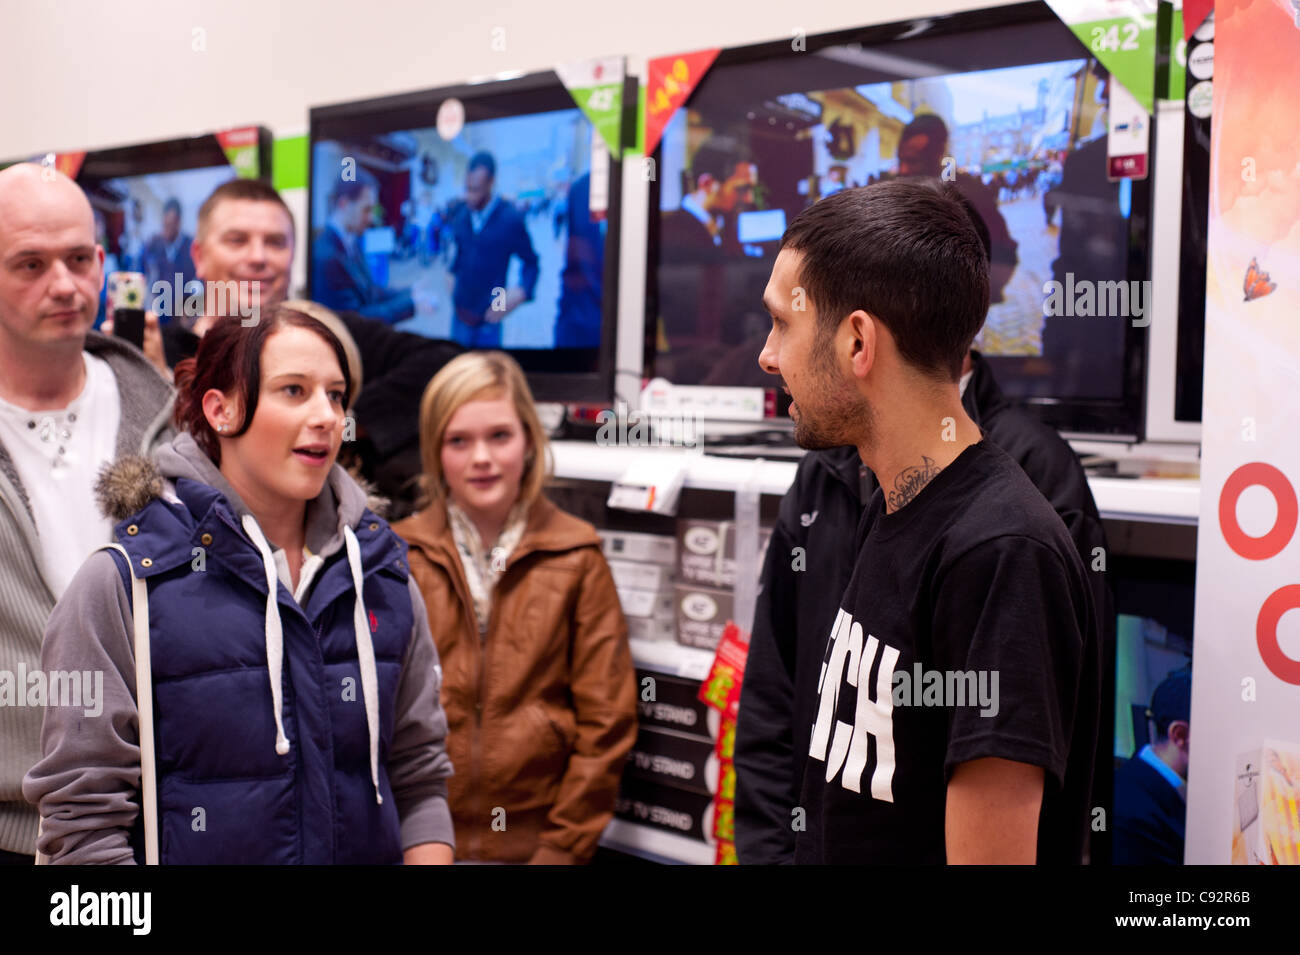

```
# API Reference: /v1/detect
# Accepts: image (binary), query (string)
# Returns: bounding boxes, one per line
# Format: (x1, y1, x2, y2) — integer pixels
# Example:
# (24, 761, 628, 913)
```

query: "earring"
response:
(218, 424, 228, 434)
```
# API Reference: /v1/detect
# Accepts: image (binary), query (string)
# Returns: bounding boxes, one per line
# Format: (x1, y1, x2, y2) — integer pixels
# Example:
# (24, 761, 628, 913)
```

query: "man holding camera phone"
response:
(0, 163, 174, 864)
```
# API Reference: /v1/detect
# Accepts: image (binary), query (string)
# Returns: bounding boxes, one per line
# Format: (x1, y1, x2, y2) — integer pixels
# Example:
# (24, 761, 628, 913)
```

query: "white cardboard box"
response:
(609, 559, 674, 594)
(626, 615, 676, 643)
(617, 586, 676, 620)
(598, 529, 677, 566)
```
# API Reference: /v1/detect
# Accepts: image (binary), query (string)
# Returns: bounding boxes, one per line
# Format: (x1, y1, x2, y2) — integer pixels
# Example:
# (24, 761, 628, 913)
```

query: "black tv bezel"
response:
(308, 70, 626, 405)
(644, 0, 1151, 439)
(1174, 20, 1210, 425)
(74, 126, 274, 184)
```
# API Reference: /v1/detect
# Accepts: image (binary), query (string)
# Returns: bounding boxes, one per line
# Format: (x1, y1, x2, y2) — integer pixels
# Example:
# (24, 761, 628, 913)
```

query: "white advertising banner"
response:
(1185, 0, 1300, 865)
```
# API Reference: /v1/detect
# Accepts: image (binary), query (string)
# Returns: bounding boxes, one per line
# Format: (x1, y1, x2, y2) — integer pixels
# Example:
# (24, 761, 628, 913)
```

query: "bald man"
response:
(0, 164, 174, 863)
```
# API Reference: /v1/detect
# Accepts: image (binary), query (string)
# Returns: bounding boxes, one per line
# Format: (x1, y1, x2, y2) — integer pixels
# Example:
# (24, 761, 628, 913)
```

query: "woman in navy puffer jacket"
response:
(24, 306, 455, 864)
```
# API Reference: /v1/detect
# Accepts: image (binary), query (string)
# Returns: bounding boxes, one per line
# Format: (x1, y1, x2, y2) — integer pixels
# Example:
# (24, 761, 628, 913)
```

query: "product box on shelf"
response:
(617, 586, 675, 620)
(674, 583, 733, 651)
(676, 519, 772, 589)
(608, 558, 674, 595)
(626, 615, 676, 643)
(598, 529, 677, 566)
(1232, 741, 1300, 865)
(614, 774, 714, 845)
(634, 669, 715, 740)
(625, 725, 719, 797)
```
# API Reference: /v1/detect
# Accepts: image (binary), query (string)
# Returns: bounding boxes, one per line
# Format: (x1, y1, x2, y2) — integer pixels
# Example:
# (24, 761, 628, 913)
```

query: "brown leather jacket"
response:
(394, 495, 637, 863)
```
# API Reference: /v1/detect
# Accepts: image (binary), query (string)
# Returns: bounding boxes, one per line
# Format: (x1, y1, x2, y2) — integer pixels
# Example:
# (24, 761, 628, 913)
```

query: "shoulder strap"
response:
(34, 543, 157, 866)
(97, 544, 159, 866)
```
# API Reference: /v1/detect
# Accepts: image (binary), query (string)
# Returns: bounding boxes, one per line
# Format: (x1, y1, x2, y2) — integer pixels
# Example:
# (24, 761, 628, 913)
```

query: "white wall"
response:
(2, 0, 1011, 158)
(4, 0, 1019, 404)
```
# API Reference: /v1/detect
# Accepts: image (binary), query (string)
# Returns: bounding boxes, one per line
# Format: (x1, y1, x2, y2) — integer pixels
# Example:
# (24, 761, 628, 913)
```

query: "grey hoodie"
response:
(22, 432, 455, 863)
(0, 331, 173, 856)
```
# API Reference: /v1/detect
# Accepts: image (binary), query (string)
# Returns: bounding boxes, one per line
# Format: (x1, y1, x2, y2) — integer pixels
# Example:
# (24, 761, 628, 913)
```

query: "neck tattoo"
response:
(886, 455, 943, 512)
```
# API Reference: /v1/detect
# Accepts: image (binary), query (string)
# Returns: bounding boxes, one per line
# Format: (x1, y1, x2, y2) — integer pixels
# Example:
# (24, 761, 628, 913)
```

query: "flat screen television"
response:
(1174, 14, 1211, 424)
(1110, 554, 1195, 864)
(645, 1, 1153, 438)
(71, 127, 273, 326)
(308, 70, 626, 403)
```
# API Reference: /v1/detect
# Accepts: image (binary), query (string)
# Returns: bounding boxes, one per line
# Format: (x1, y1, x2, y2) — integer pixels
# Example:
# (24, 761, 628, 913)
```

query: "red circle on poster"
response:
(1257, 584, 1300, 685)
(1219, 462, 1298, 560)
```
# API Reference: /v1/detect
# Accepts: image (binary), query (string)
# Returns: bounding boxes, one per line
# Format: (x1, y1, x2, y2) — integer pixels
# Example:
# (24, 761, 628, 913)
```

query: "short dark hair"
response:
(690, 147, 728, 188)
(172, 304, 353, 464)
(467, 151, 496, 179)
(901, 114, 950, 152)
(163, 198, 182, 218)
(197, 179, 295, 241)
(1149, 671, 1192, 741)
(950, 189, 992, 264)
(780, 179, 989, 381)
(329, 168, 378, 209)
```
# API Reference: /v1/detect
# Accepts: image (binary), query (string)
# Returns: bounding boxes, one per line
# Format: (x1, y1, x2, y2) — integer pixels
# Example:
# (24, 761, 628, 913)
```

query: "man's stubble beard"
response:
(791, 332, 874, 451)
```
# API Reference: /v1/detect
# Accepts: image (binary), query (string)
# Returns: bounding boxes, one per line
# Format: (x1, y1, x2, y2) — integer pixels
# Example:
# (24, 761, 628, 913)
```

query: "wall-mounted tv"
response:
(309, 70, 627, 403)
(72, 127, 273, 325)
(645, 1, 1153, 438)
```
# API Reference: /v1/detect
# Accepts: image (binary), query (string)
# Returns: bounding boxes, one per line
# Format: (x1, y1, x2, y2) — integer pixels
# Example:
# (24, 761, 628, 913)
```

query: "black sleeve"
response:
(734, 496, 802, 864)
(930, 536, 1087, 790)
(340, 311, 464, 456)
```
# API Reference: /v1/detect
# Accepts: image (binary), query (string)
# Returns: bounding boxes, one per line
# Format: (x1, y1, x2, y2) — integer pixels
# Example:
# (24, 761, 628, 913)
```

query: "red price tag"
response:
(643, 48, 720, 155)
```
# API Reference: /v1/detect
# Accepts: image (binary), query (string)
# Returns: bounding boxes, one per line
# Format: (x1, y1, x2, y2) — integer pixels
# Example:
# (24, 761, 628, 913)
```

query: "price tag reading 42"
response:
(1045, 1, 1158, 113)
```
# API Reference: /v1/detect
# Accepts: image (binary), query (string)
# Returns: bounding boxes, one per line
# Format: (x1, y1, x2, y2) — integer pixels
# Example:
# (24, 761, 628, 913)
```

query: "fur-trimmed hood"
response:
(95, 432, 389, 562)
(91, 431, 403, 810)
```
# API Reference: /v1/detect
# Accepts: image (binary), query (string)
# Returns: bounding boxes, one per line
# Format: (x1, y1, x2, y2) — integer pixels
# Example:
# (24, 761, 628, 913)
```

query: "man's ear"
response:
(190, 236, 206, 281)
(846, 309, 877, 381)
(1169, 720, 1190, 750)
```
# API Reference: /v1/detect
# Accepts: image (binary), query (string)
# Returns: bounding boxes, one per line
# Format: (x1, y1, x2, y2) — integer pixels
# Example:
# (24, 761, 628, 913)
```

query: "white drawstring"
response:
(242, 515, 292, 757)
(344, 525, 383, 805)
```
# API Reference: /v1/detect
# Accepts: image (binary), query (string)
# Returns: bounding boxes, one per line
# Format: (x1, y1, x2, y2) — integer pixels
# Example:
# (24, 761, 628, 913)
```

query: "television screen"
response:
(74, 128, 272, 327)
(647, 2, 1150, 436)
(309, 72, 622, 402)
(1107, 554, 1195, 864)
(86, 166, 236, 301)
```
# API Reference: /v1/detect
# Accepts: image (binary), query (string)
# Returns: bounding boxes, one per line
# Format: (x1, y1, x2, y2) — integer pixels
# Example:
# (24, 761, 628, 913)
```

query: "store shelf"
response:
(551, 441, 798, 496)
(1088, 475, 1201, 525)
(600, 818, 715, 865)
(551, 440, 1202, 524)
(628, 637, 715, 680)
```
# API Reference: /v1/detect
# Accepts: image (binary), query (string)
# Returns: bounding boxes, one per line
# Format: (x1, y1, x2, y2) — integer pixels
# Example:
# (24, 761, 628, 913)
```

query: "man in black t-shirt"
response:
(756, 179, 1101, 864)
